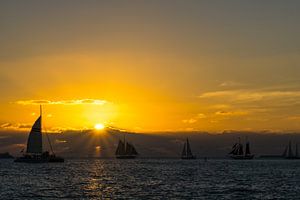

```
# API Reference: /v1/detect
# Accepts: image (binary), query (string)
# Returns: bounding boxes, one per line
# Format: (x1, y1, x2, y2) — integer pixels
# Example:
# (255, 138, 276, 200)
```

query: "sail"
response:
(288, 141, 294, 158)
(26, 116, 42, 154)
(182, 143, 187, 156)
(186, 139, 193, 156)
(125, 142, 132, 155)
(296, 144, 298, 158)
(229, 143, 238, 154)
(131, 145, 138, 155)
(115, 140, 125, 155)
(245, 142, 251, 155)
(125, 143, 138, 155)
(238, 144, 244, 155)
(282, 146, 288, 157)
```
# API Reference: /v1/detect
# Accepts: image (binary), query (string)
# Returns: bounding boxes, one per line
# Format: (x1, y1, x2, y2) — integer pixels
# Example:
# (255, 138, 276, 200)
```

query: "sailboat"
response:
(282, 141, 299, 159)
(115, 134, 138, 159)
(181, 138, 196, 159)
(229, 138, 254, 160)
(14, 106, 64, 163)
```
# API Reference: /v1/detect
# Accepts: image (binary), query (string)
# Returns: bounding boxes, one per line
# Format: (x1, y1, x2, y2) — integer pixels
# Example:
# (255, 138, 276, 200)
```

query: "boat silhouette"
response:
(0, 152, 14, 159)
(181, 138, 196, 159)
(229, 138, 254, 160)
(115, 134, 138, 159)
(282, 141, 299, 159)
(14, 106, 64, 163)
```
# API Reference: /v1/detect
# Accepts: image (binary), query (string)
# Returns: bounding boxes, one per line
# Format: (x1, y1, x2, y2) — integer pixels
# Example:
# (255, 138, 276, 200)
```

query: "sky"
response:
(1, 1, 300, 133)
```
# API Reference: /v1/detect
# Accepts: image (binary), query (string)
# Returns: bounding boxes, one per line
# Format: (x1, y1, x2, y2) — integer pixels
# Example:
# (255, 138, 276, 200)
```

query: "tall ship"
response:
(115, 135, 138, 159)
(181, 138, 196, 159)
(14, 106, 64, 163)
(229, 138, 254, 160)
(282, 141, 299, 159)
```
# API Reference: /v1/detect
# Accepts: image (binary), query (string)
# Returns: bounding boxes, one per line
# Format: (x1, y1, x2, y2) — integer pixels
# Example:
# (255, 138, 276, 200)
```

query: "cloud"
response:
(0, 123, 12, 128)
(197, 113, 207, 119)
(215, 110, 249, 116)
(55, 139, 67, 144)
(47, 126, 92, 133)
(198, 90, 300, 102)
(219, 81, 243, 87)
(287, 116, 300, 121)
(210, 104, 231, 109)
(0, 123, 32, 130)
(182, 118, 197, 124)
(182, 113, 206, 124)
(15, 99, 107, 105)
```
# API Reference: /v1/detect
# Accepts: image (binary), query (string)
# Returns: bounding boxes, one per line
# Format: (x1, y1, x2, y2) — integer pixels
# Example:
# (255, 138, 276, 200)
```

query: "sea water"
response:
(0, 159, 300, 199)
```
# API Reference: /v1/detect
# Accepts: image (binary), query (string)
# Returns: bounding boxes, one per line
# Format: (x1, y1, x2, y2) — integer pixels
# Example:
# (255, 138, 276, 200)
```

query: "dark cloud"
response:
(1, 129, 300, 158)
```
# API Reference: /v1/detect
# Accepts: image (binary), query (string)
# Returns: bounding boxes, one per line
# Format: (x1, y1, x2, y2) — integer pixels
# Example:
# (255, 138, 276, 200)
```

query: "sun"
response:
(94, 123, 105, 130)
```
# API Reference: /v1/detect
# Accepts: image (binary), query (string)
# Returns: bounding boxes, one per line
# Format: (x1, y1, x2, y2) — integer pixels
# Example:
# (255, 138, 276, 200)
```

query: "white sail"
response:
(26, 116, 42, 154)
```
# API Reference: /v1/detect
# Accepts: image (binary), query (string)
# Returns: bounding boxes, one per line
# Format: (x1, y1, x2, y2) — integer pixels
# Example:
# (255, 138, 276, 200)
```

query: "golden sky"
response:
(1, 1, 300, 132)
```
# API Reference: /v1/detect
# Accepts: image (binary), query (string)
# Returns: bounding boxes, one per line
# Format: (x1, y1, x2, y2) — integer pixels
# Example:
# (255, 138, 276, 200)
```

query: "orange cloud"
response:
(15, 99, 107, 105)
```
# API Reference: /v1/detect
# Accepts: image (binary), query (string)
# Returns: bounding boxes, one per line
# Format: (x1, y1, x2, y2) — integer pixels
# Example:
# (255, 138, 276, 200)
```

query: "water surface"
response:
(1, 159, 300, 199)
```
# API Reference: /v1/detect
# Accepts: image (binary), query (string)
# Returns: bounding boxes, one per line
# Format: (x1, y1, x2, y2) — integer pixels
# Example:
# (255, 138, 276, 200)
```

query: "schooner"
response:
(115, 134, 138, 159)
(229, 138, 254, 160)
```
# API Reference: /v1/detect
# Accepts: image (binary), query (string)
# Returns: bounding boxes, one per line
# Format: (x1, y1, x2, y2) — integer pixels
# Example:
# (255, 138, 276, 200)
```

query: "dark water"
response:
(1, 159, 300, 199)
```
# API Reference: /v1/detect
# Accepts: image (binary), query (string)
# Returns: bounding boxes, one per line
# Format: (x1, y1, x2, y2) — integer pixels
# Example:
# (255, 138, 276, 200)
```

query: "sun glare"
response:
(94, 123, 105, 130)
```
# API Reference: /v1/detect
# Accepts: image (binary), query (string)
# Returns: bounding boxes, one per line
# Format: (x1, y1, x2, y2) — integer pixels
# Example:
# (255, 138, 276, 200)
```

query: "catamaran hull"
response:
(14, 158, 64, 163)
(14, 154, 64, 163)
(285, 157, 300, 160)
(48, 157, 64, 162)
(230, 155, 254, 160)
(181, 156, 196, 160)
(14, 157, 48, 163)
(116, 155, 137, 159)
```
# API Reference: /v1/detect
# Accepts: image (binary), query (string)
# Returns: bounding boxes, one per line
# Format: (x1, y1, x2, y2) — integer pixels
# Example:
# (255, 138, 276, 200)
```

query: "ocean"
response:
(0, 159, 300, 199)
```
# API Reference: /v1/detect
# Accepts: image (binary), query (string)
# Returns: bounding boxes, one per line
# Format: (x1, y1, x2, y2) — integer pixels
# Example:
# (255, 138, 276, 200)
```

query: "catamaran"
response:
(181, 138, 196, 159)
(229, 138, 254, 160)
(115, 135, 138, 159)
(14, 106, 64, 163)
(282, 141, 299, 159)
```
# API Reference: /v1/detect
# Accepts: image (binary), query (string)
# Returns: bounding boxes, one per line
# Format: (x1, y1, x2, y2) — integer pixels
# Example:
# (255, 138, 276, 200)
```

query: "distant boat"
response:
(229, 138, 254, 160)
(0, 152, 14, 159)
(282, 141, 299, 159)
(115, 135, 138, 159)
(181, 138, 196, 159)
(14, 106, 64, 163)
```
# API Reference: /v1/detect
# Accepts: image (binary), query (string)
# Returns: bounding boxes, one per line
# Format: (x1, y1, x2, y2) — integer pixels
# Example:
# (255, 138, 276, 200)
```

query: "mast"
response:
(186, 138, 188, 156)
(40, 105, 42, 119)
(288, 141, 293, 158)
(182, 142, 187, 157)
(41, 105, 55, 155)
(124, 132, 126, 153)
(245, 142, 251, 155)
(296, 144, 298, 158)
(237, 137, 243, 155)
